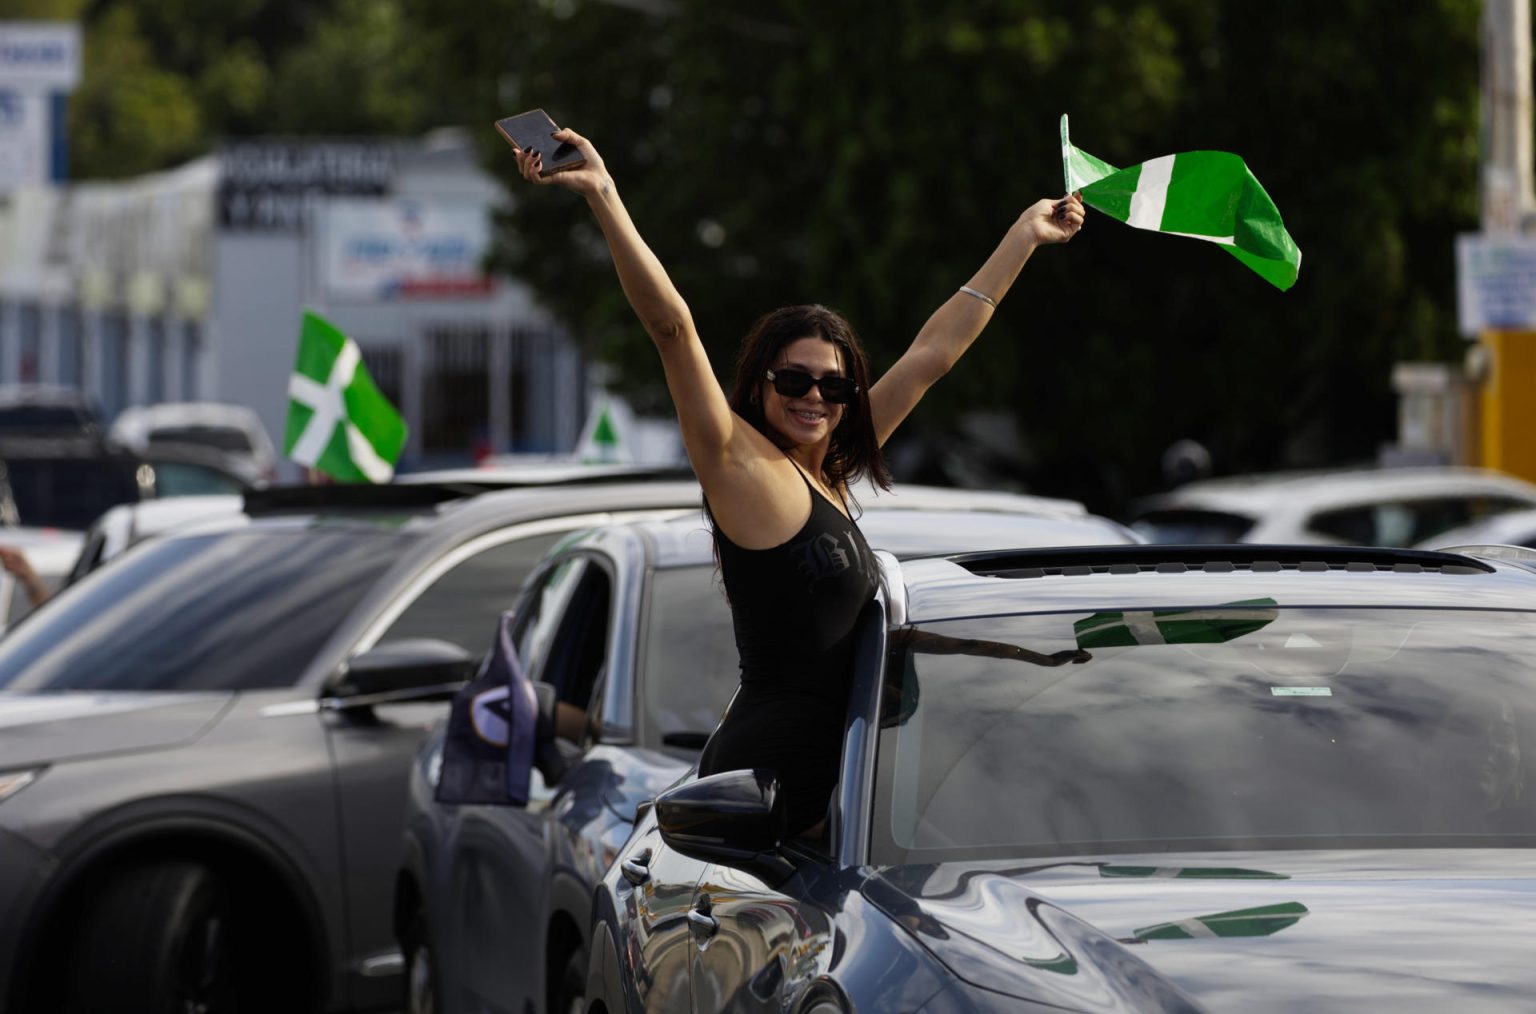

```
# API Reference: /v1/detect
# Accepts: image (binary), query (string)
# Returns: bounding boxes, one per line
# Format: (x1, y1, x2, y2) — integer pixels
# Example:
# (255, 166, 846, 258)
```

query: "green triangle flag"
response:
(284, 311, 407, 483)
(1060, 114, 1301, 291)
(577, 399, 628, 464)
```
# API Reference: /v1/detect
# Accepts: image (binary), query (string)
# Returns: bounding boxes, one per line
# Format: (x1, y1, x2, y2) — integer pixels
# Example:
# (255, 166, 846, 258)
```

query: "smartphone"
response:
(494, 109, 586, 177)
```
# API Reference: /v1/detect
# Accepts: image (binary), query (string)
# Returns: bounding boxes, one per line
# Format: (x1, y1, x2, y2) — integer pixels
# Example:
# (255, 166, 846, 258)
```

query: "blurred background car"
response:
(0, 385, 104, 441)
(1127, 466, 1536, 547)
(1416, 507, 1536, 552)
(393, 493, 1140, 1014)
(592, 542, 1536, 1013)
(110, 401, 280, 484)
(0, 476, 699, 1014)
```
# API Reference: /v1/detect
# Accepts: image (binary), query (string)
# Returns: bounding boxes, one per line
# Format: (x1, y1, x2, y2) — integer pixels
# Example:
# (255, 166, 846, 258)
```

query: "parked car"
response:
(0, 477, 701, 1014)
(0, 385, 102, 440)
(1128, 466, 1536, 547)
(393, 496, 1141, 1014)
(0, 434, 144, 530)
(1417, 506, 1536, 552)
(110, 401, 280, 482)
(590, 542, 1536, 1012)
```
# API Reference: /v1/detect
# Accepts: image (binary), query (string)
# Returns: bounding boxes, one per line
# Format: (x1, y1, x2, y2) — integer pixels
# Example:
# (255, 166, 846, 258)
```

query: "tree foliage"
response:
(404, 0, 1479, 509)
(26, 0, 1482, 510)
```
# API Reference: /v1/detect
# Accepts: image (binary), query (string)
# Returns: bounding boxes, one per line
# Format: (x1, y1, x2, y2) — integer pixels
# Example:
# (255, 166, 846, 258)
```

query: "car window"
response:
(148, 460, 248, 497)
(513, 555, 612, 709)
(0, 528, 410, 691)
(639, 565, 738, 752)
(150, 425, 255, 454)
(379, 530, 568, 651)
(873, 607, 1536, 864)
(1129, 509, 1257, 544)
(1309, 497, 1526, 547)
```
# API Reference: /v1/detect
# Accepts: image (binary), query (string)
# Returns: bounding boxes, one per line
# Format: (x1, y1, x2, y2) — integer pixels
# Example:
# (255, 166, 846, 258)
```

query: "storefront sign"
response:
(320, 198, 491, 300)
(218, 141, 395, 231)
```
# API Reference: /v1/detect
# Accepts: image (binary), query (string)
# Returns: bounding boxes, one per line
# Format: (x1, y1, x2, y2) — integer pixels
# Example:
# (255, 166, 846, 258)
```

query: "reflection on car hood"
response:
(0, 691, 233, 768)
(869, 850, 1536, 1012)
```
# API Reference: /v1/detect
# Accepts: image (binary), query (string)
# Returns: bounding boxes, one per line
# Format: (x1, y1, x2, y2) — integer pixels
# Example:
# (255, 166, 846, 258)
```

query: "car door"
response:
(323, 524, 571, 1009)
(617, 823, 712, 1012)
(689, 857, 837, 1012)
(445, 551, 616, 1014)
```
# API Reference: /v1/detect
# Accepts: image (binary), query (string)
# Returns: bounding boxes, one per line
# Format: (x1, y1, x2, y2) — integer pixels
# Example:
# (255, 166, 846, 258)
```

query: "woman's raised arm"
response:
(513, 128, 736, 468)
(867, 194, 1084, 446)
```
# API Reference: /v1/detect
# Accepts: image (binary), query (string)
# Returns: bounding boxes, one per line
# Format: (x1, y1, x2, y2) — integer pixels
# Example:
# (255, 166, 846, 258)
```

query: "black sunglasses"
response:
(765, 368, 860, 404)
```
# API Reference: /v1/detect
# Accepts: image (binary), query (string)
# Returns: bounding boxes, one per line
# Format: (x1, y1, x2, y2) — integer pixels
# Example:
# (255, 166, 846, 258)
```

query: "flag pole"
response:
(1060, 113, 1072, 195)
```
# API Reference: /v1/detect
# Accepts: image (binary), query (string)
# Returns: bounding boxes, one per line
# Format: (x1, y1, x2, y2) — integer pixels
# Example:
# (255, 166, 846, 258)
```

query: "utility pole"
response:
(1466, 0, 1536, 479)
(1482, 0, 1534, 233)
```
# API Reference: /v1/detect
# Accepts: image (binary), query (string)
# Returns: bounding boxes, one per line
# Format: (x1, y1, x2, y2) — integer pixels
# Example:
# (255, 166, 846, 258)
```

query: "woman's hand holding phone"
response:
(509, 125, 609, 199)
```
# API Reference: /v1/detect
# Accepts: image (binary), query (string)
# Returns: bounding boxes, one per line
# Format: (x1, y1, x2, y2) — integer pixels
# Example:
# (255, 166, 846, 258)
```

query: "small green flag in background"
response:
(284, 311, 407, 483)
(1060, 114, 1301, 291)
(576, 398, 629, 464)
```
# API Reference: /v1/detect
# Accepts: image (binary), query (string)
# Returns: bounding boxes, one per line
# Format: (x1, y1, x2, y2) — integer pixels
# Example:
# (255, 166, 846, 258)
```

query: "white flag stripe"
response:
(1174, 917, 1220, 939)
(1164, 229, 1235, 244)
(1123, 611, 1167, 645)
(288, 340, 362, 466)
(1127, 154, 1175, 231)
(346, 422, 396, 483)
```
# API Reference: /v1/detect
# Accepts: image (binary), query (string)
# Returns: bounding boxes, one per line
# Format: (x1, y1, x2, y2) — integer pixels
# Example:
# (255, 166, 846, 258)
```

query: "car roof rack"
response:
(947, 544, 1497, 578)
(242, 467, 699, 516)
(243, 482, 484, 515)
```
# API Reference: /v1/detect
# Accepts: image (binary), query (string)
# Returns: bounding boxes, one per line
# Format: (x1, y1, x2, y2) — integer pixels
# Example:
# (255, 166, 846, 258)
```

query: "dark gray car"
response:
(0, 478, 700, 1014)
(393, 499, 1140, 1014)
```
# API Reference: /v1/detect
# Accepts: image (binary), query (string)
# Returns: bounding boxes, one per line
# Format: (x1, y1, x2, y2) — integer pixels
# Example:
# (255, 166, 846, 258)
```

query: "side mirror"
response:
(655, 769, 794, 886)
(330, 639, 476, 705)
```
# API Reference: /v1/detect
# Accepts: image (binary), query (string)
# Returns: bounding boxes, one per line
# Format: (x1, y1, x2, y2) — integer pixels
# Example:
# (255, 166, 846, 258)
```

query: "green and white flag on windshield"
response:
(1060, 114, 1301, 291)
(284, 311, 407, 483)
(1074, 597, 1279, 649)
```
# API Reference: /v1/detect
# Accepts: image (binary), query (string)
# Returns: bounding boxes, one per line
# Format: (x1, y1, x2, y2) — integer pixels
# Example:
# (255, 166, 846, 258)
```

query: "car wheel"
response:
(61, 861, 240, 1014)
(403, 909, 441, 1014)
(553, 946, 587, 1014)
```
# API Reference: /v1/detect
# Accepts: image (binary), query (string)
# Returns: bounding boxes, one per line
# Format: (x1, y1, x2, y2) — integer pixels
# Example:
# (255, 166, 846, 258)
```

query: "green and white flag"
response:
(1133, 901, 1310, 942)
(1060, 114, 1301, 291)
(284, 311, 407, 483)
(1074, 598, 1279, 649)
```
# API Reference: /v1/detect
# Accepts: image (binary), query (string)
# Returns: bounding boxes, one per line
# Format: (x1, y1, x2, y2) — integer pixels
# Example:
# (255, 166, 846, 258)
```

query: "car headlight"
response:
(0, 768, 43, 804)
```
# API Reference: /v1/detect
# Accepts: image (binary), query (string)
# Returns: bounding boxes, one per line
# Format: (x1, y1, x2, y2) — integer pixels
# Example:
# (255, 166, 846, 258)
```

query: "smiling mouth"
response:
(790, 409, 827, 424)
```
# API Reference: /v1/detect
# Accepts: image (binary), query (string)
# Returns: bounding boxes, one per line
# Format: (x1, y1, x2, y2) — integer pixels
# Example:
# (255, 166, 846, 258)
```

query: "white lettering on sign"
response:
(1456, 234, 1536, 336)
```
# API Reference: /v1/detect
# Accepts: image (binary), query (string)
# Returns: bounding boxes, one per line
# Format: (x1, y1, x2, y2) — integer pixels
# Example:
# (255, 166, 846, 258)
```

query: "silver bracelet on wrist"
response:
(958, 285, 999, 309)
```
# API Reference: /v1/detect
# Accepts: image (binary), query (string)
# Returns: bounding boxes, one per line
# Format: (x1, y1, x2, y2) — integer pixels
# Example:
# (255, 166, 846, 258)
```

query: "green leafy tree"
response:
(404, 0, 1480, 510)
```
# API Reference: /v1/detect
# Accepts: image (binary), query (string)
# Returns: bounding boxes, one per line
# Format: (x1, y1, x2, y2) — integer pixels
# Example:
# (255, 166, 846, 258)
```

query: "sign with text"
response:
(0, 90, 48, 189)
(0, 22, 80, 89)
(320, 198, 492, 300)
(1456, 233, 1536, 336)
(218, 141, 395, 231)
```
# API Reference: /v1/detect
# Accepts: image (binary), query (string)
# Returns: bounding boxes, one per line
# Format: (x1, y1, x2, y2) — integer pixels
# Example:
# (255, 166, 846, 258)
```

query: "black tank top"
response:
(698, 464, 879, 833)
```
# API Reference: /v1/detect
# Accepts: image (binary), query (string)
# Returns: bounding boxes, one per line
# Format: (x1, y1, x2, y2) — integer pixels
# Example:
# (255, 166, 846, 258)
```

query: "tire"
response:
(402, 909, 441, 1014)
(552, 945, 586, 1014)
(60, 861, 242, 1014)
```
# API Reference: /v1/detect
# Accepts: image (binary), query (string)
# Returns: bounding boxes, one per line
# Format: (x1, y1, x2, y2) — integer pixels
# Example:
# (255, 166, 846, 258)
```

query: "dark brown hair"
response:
(727, 304, 892, 497)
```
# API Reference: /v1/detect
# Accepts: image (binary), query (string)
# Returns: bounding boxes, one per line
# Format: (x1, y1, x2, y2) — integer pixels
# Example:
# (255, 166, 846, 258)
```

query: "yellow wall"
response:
(1480, 330, 1536, 481)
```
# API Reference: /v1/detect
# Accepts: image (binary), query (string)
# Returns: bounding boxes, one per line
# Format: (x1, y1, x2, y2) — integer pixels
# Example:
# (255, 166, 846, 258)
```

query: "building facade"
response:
(0, 131, 588, 476)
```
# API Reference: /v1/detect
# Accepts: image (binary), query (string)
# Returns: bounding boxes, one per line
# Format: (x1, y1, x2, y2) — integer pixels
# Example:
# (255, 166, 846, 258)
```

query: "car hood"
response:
(0, 691, 234, 768)
(868, 850, 1536, 1013)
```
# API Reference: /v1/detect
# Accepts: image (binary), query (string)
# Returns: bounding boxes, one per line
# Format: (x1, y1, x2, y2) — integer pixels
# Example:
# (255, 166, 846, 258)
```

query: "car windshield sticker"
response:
(1270, 686, 1332, 696)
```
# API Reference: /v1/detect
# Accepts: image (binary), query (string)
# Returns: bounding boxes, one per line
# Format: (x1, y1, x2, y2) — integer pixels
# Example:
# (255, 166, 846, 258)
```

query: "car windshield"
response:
(0, 527, 409, 692)
(872, 607, 1536, 864)
(150, 425, 254, 454)
(1130, 508, 1257, 543)
(639, 565, 738, 752)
